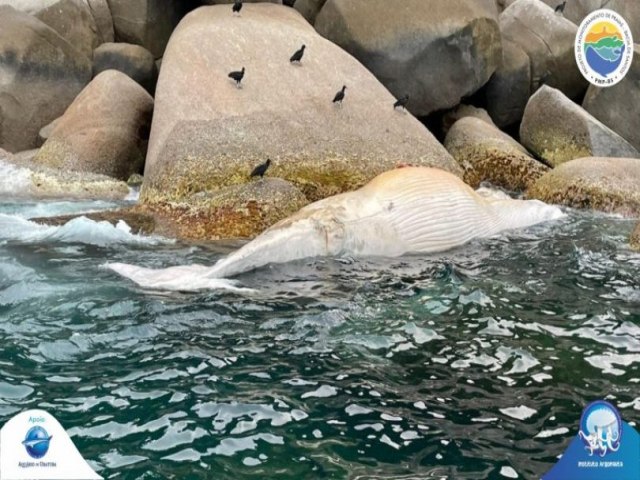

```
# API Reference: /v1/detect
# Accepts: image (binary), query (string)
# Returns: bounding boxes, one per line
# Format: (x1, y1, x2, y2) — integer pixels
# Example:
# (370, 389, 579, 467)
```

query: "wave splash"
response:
(0, 214, 170, 247)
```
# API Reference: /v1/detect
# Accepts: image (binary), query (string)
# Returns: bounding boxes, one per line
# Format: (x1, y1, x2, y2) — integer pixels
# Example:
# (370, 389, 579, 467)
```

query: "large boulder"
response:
(143, 3, 460, 208)
(204, 0, 328, 24)
(0, 6, 92, 152)
(314, 0, 502, 116)
(146, 178, 310, 240)
(445, 116, 548, 190)
(0, 148, 129, 200)
(86, 0, 115, 44)
(583, 45, 640, 152)
(93, 42, 158, 93)
(520, 86, 639, 166)
(502, 0, 640, 39)
(106, 0, 187, 58)
(500, 0, 588, 101)
(528, 157, 640, 216)
(34, 70, 153, 180)
(482, 39, 531, 127)
(0, 0, 100, 59)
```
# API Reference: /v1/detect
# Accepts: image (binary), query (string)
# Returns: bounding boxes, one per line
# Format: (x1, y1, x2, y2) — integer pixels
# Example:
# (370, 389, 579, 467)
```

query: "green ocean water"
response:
(0, 199, 638, 479)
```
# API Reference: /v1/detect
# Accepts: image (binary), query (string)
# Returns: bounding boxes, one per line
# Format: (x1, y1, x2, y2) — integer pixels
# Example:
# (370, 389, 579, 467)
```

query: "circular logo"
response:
(575, 9, 634, 87)
(22, 426, 52, 459)
(578, 400, 622, 457)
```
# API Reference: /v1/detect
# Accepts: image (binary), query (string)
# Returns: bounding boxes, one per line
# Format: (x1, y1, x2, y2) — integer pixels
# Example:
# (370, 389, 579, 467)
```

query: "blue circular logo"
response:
(22, 426, 52, 459)
(579, 400, 622, 457)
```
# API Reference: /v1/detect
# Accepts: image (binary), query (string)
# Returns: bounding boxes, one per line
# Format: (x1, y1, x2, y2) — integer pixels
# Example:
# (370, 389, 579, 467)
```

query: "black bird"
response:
(333, 85, 347, 105)
(228, 67, 245, 87)
(232, 0, 242, 15)
(290, 45, 306, 64)
(250, 158, 271, 179)
(393, 94, 409, 111)
(555, 1, 566, 14)
(283, 0, 296, 7)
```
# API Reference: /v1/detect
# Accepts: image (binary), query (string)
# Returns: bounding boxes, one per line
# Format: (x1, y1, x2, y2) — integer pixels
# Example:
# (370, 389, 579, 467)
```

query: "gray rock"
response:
(0, 6, 91, 152)
(520, 85, 639, 166)
(501, 0, 588, 101)
(38, 117, 61, 147)
(143, 3, 459, 208)
(204, 0, 328, 24)
(583, 45, 640, 152)
(34, 70, 153, 180)
(106, 0, 187, 58)
(528, 157, 640, 216)
(0, 148, 129, 199)
(315, 0, 502, 116)
(0, 0, 101, 59)
(503, 0, 640, 39)
(483, 39, 531, 127)
(87, 0, 115, 44)
(441, 104, 495, 136)
(93, 42, 158, 93)
(445, 116, 548, 190)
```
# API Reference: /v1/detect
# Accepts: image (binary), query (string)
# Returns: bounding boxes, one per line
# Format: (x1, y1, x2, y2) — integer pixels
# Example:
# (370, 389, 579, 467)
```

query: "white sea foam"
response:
(0, 159, 32, 195)
(0, 214, 169, 247)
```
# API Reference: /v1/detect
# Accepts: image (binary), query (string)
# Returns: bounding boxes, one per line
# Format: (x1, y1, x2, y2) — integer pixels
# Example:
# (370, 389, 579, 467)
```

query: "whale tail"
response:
(105, 262, 256, 293)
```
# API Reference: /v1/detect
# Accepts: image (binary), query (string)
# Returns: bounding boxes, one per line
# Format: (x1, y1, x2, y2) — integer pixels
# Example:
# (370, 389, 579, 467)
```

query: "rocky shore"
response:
(0, 0, 638, 247)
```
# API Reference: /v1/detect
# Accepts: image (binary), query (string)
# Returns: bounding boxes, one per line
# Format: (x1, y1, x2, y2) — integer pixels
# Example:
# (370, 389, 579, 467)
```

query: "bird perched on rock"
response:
(250, 159, 271, 179)
(333, 85, 347, 105)
(555, 1, 566, 14)
(290, 45, 306, 65)
(394, 95, 409, 111)
(232, 0, 243, 15)
(228, 67, 245, 88)
(283, 0, 296, 6)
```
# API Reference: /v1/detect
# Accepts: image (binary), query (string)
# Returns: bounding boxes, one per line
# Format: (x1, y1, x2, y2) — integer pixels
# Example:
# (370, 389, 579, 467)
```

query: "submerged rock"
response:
(445, 116, 548, 190)
(0, 6, 91, 152)
(315, 0, 502, 116)
(143, 3, 459, 210)
(583, 45, 640, 152)
(93, 42, 158, 93)
(500, 0, 588, 101)
(520, 86, 639, 166)
(528, 157, 640, 216)
(35, 70, 153, 180)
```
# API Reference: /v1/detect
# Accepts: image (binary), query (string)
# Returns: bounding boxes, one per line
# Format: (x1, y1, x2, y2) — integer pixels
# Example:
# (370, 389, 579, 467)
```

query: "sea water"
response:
(0, 199, 638, 479)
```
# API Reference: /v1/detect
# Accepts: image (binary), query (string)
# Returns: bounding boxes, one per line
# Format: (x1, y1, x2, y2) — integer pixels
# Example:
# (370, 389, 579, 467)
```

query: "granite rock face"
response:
(93, 42, 158, 93)
(528, 157, 640, 216)
(0, 6, 91, 152)
(143, 3, 460, 207)
(315, 0, 502, 116)
(34, 70, 153, 180)
(520, 86, 638, 166)
(500, 0, 588, 101)
(445, 116, 548, 190)
(583, 45, 640, 152)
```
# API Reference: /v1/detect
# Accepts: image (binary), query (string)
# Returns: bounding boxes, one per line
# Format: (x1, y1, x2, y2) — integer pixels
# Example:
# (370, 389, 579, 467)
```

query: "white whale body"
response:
(107, 167, 564, 291)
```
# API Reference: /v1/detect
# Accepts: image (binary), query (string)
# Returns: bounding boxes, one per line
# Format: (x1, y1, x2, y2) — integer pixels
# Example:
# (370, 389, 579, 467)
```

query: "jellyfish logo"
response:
(575, 9, 633, 87)
(578, 400, 622, 457)
(22, 426, 53, 459)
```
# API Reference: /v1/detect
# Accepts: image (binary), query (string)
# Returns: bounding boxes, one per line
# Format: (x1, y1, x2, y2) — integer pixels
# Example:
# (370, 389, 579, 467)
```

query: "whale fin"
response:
(104, 262, 256, 293)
